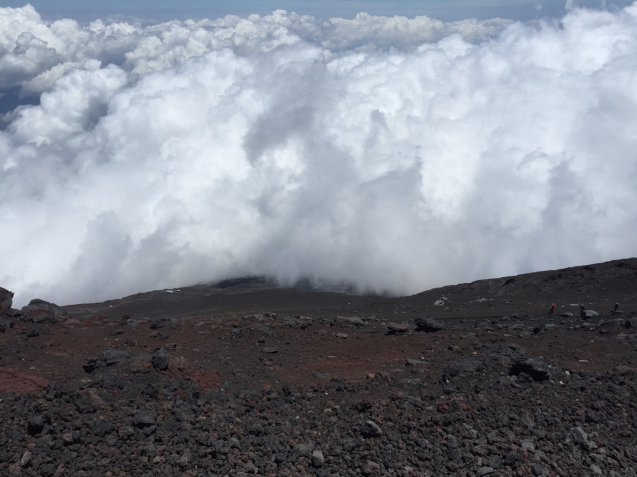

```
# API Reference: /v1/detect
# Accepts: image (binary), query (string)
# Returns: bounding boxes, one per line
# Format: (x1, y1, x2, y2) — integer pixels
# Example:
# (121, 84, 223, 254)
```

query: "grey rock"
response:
(414, 317, 445, 332)
(570, 427, 588, 445)
(530, 463, 549, 476)
(24, 326, 40, 337)
(20, 451, 32, 467)
(133, 412, 156, 428)
(386, 321, 409, 333)
(582, 309, 600, 319)
(336, 316, 365, 327)
(20, 298, 69, 323)
(477, 467, 494, 476)
(443, 358, 483, 379)
(295, 442, 315, 457)
(27, 415, 49, 435)
(151, 348, 170, 371)
(361, 420, 383, 437)
(262, 347, 278, 354)
(102, 348, 131, 366)
(405, 358, 428, 366)
(509, 358, 552, 381)
(0, 317, 13, 331)
(0, 287, 13, 309)
(311, 449, 325, 467)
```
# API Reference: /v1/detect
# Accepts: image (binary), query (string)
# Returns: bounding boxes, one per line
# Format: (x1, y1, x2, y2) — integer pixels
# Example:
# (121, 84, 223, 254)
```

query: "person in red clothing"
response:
(547, 303, 556, 314)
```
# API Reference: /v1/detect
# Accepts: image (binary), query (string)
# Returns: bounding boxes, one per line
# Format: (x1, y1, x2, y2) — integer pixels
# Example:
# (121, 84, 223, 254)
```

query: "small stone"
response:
(361, 420, 382, 437)
(20, 451, 32, 467)
(133, 412, 156, 428)
(447, 435, 460, 449)
(262, 347, 278, 354)
(530, 463, 549, 476)
(311, 450, 325, 467)
(336, 333, 348, 338)
(477, 467, 494, 476)
(405, 358, 427, 366)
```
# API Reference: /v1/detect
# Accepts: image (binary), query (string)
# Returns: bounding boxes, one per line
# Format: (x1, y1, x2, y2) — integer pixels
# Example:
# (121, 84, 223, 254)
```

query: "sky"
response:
(1, 1, 637, 307)
(0, 0, 631, 21)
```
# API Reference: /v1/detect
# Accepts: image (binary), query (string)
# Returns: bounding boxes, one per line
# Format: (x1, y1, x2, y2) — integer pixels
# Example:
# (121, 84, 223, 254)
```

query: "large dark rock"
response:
(509, 358, 552, 381)
(27, 415, 50, 436)
(82, 356, 104, 373)
(0, 317, 13, 332)
(20, 299, 69, 323)
(152, 348, 170, 371)
(0, 287, 13, 309)
(414, 317, 445, 332)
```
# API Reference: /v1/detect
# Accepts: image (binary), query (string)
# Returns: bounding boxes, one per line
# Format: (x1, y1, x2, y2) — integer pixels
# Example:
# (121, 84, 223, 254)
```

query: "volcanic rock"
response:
(386, 321, 409, 333)
(361, 420, 383, 437)
(582, 309, 600, 319)
(414, 317, 445, 332)
(20, 299, 68, 323)
(509, 357, 552, 381)
(102, 347, 131, 366)
(151, 348, 170, 371)
(0, 287, 13, 309)
(132, 412, 156, 428)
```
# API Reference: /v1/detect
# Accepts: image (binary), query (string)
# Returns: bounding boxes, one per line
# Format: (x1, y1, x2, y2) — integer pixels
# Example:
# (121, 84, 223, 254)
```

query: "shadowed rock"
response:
(414, 317, 445, 332)
(20, 299, 69, 323)
(0, 287, 13, 309)
(509, 358, 552, 381)
(151, 348, 170, 371)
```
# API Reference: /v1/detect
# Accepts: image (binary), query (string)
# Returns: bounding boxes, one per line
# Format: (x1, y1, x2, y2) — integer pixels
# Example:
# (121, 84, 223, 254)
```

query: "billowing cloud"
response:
(1, 4, 637, 306)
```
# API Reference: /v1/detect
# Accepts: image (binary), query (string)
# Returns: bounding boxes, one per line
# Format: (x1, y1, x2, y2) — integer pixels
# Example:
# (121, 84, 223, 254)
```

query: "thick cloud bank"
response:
(1, 4, 637, 306)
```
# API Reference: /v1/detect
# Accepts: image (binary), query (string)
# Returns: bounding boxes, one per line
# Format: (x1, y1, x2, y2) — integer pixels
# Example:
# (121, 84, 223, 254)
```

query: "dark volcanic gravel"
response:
(1, 258, 637, 476)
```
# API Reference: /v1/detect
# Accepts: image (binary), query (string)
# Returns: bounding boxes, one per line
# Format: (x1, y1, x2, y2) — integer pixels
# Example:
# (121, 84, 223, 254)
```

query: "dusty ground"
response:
(2, 258, 636, 392)
(1, 258, 637, 477)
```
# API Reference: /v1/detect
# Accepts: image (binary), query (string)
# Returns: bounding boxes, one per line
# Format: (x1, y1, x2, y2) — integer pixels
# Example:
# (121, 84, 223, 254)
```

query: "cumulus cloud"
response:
(1, 4, 637, 306)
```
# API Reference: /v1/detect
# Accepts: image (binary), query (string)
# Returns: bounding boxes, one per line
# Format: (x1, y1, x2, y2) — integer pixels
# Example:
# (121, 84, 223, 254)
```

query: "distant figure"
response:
(614, 302, 619, 312)
(580, 304, 586, 318)
(547, 303, 556, 315)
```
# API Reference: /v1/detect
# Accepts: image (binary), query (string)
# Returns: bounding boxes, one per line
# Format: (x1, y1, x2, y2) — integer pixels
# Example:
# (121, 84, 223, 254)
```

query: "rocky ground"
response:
(1, 258, 637, 477)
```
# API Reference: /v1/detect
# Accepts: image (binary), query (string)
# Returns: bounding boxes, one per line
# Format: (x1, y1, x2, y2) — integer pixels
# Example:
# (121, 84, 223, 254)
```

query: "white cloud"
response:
(1, 4, 637, 306)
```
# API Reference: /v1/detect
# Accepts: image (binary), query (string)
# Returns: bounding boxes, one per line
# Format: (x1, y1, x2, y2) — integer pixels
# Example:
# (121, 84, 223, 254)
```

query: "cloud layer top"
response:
(2, 4, 637, 306)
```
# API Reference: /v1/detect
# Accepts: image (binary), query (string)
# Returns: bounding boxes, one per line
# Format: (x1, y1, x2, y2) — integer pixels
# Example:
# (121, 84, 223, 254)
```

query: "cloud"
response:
(1, 4, 637, 306)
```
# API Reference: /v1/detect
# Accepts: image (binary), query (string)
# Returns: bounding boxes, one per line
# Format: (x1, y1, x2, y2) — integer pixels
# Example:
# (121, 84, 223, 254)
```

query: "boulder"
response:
(82, 357, 104, 373)
(509, 358, 552, 381)
(581, 309, 600, 319)
(433, 297, 451, 307)
(414, 317, 445, 332)
(151, 348, 170, 371)
(0, 287, 13, 309)
(386, 322, 409, 333)
(336, 316, 365, 327)
(20, 299, 69, 324)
